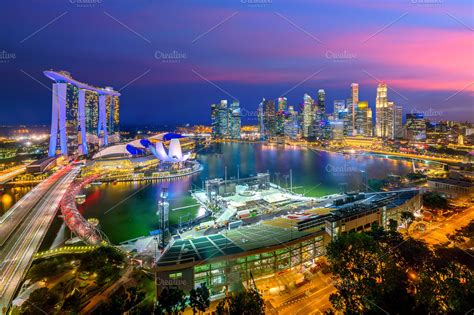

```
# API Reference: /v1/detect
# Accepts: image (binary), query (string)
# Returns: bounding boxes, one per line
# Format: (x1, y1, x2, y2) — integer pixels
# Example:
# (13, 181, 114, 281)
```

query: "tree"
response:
(20, 287, 59, 315)
(189, 283, 210, 314)
(422, 192, 448, 210)
(216, 288, 265, 315)
(326, 228, 474, 314)
(400, 211, 415, 230)
(61, 290, 82, 313)
(447, 220, 474, 244)
(388, 219, 398, 233)
(156, 286, 187, 315)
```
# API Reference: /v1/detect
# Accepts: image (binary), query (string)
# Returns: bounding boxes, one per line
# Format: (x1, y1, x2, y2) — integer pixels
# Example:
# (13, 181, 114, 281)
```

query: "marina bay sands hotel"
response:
(45, 70, 120, 157)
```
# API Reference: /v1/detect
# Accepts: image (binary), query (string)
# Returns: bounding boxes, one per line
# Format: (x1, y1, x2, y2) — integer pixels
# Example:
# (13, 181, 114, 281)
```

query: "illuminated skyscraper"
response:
(45, 70, 120, 157)
(258, 99, 265, 138)
(315, 89, 329, 140)
(334, 100, 346, 114)
(350, 83, 359, 135)
(302, 93, 315, 139)
(211, 100, 241, 139)
(275, 97, 287, 137)
(211, 103, 219, 138)
(85, 90, 99, 135)
(284, 106, 299, 139)
(262, 98, 276, 139)
(375, 83, 389, 138)
(228, 100, 241, 139)
(278, 97, 287, 112)
(354, 101, 373, 136)
(392, 105, 403, 139)
(406, 113, 426, 141)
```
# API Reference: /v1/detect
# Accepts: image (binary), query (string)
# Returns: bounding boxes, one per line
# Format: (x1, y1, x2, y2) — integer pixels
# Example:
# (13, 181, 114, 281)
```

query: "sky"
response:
(0, 0, 473, 125)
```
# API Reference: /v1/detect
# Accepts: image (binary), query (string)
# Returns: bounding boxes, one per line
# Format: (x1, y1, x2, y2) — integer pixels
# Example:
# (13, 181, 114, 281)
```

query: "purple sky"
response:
(0, 0, 473, 125)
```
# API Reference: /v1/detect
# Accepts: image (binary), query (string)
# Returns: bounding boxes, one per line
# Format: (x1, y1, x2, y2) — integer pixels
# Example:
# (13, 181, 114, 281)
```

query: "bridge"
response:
(32, 245, 99, 261)
(363, 150, 456, 165)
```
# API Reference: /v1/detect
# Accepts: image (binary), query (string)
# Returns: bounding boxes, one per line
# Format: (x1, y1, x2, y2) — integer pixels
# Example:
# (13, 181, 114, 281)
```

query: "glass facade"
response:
(193, 235, 325, 295)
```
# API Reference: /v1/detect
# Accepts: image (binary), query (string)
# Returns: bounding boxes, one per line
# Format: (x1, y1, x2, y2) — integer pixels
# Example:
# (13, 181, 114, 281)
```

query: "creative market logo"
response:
(411, 107, 443, 118)
(411, 0, 443, 7)
(0, 50, 16, 63)
(325, 163, 360, 175)
(241, 0, 272, 8)
(69, 0, 103, 8)
(154, 50, 187, 63)
(325, 50, 358, 63)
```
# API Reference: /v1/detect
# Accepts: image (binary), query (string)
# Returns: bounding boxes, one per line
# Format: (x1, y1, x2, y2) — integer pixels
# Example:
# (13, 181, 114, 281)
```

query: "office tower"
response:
(346, 98, 354, 136)
(393, 105, 403, 139)
(284, 106, 299, 139)
(262, 98, 276, 139)
(275, 97, 287, 137)
(258, 99, 265, 138)
(45, 70, 120, 157)
(315, 89, 329, 140)
(211, 103, 219, 138)
(302, 93, 315, 139)
(218, 100, 229, 138)
(276, 110, 286, 136)
(367, 107, 373, 137)
(330, 120, 344, 140)
(355, 101, 370, 136)
(85, 90, 99, 135)
(351, 83, 359, 135)
(334, 100, 346, 114)
(106, 93, 120, 134)
(375, 83, 389, 138)
(278, 97, 287, 112)
(228, 100, 241, 139)
(406, 112, 426, 141)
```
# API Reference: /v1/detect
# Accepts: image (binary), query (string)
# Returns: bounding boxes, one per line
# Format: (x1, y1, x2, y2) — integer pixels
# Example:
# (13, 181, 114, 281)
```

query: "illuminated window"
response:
(169, 272, 182, 279)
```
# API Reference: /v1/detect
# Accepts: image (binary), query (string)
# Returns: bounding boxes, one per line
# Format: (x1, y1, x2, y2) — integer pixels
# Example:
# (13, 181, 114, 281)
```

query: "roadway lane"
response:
(0, 167, 79, 314)
(0, 167, 71, 246)
(0, 166, 25, 185)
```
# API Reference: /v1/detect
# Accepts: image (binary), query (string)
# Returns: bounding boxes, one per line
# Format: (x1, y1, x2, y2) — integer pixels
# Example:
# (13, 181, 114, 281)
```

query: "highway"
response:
(0, 166, 26, 185)
(0, 166, 72, 246)
(0, 166, 79, 314)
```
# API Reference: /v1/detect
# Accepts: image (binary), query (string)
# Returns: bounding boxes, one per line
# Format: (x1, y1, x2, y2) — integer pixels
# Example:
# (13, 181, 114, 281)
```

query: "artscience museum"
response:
(85, 132, 200, 179)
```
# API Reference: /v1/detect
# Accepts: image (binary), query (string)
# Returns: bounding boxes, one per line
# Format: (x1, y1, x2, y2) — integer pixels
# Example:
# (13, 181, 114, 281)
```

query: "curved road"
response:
(0, 166, 79, 314)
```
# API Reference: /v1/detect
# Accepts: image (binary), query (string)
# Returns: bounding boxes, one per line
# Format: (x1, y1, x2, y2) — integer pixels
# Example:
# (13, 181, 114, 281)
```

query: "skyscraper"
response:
(392, 105, 403, 139)
(302, 93, 315, 139)
(278, 97, 287, 112)
(375, 83, 389, 138)
(45, 70, 120, 157)
(333, 100, 346, 115)
(211, 103, 219, 138)
(276, 97, 287, 137)
(406, 113, 426, 141)
(315, 89, 329, 140)
(354, 101, 372, 136)
(284, 106, 299, 139)
(228, 100, 241, 139)
(258, 99, 265, 138)
(211, 100, 232, 139)
(351, 83, 359, 135)
(262, 98, 276, 139)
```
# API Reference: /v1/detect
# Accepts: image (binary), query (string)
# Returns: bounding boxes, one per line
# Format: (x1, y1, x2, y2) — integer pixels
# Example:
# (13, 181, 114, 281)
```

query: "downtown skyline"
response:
(0, 0, 473, 125)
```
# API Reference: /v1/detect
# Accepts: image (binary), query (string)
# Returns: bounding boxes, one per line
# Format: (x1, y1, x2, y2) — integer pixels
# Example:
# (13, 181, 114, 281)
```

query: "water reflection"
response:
(81, 143, 413, 243)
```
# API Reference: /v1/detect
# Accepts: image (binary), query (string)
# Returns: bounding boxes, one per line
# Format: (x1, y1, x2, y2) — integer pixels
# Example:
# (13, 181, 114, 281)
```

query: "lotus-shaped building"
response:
(92, 132, 192, 163)
(140, 135, 191, 163)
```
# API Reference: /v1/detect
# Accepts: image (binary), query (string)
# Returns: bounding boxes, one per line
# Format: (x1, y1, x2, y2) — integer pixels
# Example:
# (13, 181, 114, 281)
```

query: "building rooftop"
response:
(428, 178, 473, 188)
(157, 189, 419, 267)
